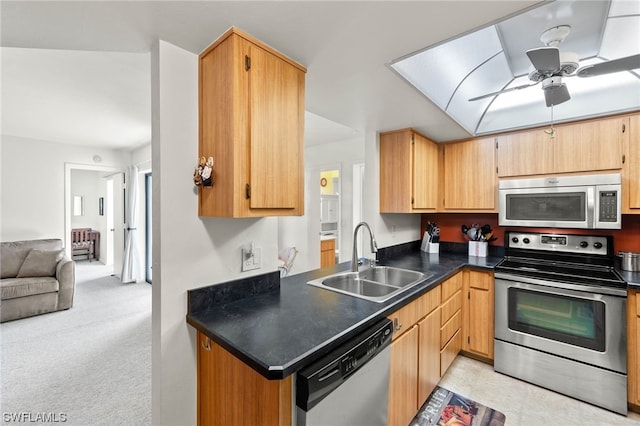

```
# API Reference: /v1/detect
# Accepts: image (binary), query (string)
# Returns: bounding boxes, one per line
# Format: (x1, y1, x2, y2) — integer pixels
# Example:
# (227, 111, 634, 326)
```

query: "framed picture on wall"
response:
(99, 197, 104, 216)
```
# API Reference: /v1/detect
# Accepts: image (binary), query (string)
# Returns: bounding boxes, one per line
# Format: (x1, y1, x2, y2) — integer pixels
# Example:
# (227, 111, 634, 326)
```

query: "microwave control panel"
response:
(598, 190, 618, 222)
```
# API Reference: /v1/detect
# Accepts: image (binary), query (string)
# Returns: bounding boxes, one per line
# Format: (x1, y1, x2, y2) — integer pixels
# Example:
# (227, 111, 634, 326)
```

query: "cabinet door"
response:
(413, 132, 439, 210)
(380, 130, 413, 212)
(463, 270, 494, 360)
(418, 307, 441, 406)
(627, 114, 640, 211)
(554, 116, 626, 174)
(388, 325, 419, 426)
(442, 137, 496, 211)
(496, 130, 554, 177)
(248, 42, 304, 211)
(197, 333, 292, 426)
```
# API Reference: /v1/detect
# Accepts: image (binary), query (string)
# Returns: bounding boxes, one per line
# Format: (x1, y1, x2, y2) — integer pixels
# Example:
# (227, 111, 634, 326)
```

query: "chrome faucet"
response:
(352, 222, 378, 272)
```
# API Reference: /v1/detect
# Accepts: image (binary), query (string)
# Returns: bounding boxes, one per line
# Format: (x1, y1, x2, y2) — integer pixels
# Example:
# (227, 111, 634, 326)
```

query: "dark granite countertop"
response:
(186, 247, 501, 380)
(617, 268, 640, 290)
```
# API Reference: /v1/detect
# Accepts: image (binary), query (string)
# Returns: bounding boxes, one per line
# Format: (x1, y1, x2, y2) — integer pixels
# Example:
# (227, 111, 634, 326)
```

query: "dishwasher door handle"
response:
(318, 367, 340, 382)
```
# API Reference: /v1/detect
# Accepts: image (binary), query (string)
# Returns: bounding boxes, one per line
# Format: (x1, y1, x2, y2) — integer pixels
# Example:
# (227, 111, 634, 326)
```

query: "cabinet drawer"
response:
(440, 289, 461, 326)
(468, 270, 491, 290)
(441, 273, 462, 301)
(389, 286, 441, 340)
(440, 330, 462, 377)
(440, 310, 461, 348)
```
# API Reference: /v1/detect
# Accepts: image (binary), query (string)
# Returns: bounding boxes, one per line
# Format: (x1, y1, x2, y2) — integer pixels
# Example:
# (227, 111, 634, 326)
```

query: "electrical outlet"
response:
(241, 246, 262, 272)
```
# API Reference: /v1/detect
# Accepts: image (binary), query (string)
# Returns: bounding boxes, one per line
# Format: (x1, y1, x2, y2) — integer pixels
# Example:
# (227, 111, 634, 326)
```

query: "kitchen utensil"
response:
(618, 252, 640, 272)
(467, 228, 477, 240)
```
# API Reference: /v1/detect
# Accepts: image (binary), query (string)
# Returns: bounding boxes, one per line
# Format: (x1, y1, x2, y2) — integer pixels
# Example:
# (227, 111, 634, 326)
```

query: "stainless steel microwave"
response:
(498, 173, 621, 229)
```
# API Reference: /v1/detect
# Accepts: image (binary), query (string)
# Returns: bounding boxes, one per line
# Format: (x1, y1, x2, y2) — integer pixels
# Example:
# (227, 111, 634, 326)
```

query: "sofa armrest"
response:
(56, 257, 75, 310)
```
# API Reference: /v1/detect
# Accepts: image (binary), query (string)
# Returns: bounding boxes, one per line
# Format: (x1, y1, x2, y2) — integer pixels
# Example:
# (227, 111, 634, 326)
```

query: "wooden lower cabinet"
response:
(388, 285, 441, 425)
(418, 306, 441, 403)
(197, 333, 291, 426)
(388, 325, 419, 426)
(629, 289, 640, 410)
(320, 238, 336, 267)
(462, 270, 494, 360)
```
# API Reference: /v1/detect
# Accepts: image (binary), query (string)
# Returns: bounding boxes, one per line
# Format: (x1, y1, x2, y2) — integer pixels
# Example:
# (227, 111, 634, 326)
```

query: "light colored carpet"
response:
(1, 262, 151, 425)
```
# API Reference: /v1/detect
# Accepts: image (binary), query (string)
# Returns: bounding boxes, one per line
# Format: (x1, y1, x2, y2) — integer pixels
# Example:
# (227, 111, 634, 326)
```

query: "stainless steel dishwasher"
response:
(296, 318, 393, 426)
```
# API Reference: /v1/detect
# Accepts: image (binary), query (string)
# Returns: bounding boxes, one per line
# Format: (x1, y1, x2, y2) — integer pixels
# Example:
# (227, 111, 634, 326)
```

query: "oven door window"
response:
(508, 288, 605, 352)
(505, 192, 586, 221)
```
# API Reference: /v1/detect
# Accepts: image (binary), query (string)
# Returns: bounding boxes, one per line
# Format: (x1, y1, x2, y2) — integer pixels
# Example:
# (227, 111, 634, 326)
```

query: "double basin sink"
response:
(308, 266, 430, 303)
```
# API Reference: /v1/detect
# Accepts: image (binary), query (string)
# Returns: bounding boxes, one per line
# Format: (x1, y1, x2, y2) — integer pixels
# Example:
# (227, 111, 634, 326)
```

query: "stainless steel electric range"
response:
(494, 231, 628, 415)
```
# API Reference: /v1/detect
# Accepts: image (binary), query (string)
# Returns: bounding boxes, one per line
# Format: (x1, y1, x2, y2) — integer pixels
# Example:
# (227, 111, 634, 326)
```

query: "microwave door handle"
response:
(586, 187, 595, 227)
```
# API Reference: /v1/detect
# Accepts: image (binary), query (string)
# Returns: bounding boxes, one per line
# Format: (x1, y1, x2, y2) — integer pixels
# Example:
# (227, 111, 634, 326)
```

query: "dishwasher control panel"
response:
(297, 318, 394, 412)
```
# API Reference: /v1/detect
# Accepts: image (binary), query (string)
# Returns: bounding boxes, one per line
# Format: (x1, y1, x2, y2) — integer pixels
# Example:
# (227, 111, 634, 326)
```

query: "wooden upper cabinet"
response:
(497, 115, 627, 178)
(198, 27, 306, 217)
(496, 130, 554, 177)
(554, 116, 626, 174)
(624, 114, 640, 212)
(442, 137, 496, 211)
(380, 129, 438, 213)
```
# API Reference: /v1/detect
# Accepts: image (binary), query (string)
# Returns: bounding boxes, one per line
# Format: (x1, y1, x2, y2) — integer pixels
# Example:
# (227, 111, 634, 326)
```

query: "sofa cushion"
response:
(0, 247, 32, 279)
(16, 249, 64, 278)
(1, 277, 59, 300)
(1, 239, 64, 279)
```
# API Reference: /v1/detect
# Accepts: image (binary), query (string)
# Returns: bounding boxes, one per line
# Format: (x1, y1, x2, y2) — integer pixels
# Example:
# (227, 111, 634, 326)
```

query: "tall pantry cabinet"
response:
(198, 27, 306, 217)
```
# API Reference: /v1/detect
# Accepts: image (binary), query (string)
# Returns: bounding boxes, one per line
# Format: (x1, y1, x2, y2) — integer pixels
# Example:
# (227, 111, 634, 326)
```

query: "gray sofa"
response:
(1, 239, 75, 322)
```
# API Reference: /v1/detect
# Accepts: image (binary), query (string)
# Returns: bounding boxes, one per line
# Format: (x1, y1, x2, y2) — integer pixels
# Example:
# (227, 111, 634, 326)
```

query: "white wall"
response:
(278, 136, 365, 274)
(151, 40, 280, 425)
(0, 135, 130, 244)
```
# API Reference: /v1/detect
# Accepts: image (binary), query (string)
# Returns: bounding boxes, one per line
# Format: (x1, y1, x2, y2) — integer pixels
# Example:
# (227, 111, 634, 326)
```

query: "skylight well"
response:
(390, 0, 640, 137)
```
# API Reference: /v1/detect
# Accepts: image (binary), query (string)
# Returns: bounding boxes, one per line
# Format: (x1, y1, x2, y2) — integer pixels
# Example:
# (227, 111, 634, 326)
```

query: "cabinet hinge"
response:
(467, 336, 470, 344)
(245, 184, 251, 199)
(622, 123, 626, 133)
(411, 134, 415, 145)
(245, 55, 251, 71)
(468, 291, 470, 300)
(495, 140, 498, 149)
(411, 197, 414, 204)
(622, 154, 626, 164)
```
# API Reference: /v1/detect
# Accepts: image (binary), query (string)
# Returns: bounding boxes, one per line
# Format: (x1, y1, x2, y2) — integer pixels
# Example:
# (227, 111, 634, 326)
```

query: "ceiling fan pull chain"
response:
(544, 104, 555, 139)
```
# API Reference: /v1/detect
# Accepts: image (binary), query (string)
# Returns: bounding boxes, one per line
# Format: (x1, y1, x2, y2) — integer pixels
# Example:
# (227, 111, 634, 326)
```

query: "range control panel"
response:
(507, 232, 608, 256)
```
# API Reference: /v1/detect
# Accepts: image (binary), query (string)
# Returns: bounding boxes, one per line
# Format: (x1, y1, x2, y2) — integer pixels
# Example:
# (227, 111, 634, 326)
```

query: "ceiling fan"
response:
(469, 25, 640, 107)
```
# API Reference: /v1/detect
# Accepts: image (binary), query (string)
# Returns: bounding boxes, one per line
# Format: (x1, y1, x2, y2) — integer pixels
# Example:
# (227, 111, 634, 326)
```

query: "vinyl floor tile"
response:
(440, 356, 640, 426)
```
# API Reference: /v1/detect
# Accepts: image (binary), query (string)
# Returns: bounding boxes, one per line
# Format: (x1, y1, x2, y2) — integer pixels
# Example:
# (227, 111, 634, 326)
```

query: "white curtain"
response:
(121, 165, 141, 283)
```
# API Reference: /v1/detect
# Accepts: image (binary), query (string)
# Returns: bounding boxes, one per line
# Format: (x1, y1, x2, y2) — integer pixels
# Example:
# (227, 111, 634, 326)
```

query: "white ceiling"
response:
(2, 1, 564, 150)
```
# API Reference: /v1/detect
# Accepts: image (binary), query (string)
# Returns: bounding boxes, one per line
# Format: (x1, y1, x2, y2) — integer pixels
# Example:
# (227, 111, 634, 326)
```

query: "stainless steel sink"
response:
(307, 266, 429, 303)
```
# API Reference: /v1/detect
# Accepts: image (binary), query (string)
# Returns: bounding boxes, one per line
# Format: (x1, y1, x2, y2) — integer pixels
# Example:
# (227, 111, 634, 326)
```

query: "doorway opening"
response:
(320, 168, 340, 267)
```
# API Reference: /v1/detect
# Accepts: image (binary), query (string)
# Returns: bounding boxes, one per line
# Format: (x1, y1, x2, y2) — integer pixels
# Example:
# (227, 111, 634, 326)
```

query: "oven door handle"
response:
(494, 272, 627, 297)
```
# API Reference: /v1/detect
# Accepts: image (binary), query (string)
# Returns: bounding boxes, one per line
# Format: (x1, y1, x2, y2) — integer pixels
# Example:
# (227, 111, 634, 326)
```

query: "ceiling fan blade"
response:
(576, 54, 640, 77)
(544, 83, 570, 107)
(526, 47, 561, 73)
(468, 82, 540, 102)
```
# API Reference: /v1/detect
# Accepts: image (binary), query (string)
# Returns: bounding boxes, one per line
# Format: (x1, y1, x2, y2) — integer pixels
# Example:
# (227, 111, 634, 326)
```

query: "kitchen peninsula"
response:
(187, 243, 502, 425)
